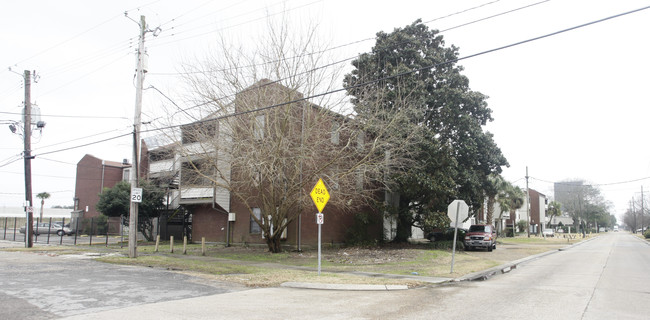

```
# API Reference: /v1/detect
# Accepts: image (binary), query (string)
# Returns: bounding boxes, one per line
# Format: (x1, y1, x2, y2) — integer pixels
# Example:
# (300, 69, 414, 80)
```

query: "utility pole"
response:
(526, 166, 530, 238)
(128, 15, 147, 258)
(23, 70, 34, 248)
(641, 186, 645, 233)
(632, 197, 637, 233)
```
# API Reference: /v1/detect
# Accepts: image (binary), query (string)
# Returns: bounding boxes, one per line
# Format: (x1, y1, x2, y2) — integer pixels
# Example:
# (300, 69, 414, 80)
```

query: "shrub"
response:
(345, 211, 380, 246)
(516, 220, 528, 233)
(644, 229, 650, 239)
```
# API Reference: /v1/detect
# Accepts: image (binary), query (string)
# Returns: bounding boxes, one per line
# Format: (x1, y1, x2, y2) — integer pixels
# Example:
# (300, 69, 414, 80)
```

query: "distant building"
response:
(73, 154, 131, 219)
(554, 180, 583, 213)
(507, 188, 547, 234)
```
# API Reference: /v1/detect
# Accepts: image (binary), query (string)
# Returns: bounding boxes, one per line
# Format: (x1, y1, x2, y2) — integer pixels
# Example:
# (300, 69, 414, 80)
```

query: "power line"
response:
(148, 0, 323, 49)
(29, 5, 650, 159)
(424, 0, 501, 23)
(32, 126, 132, 154)
(34, 132, 132, 157)
(439, 0, 550, 32)
(0, 111, 128, 120)
(532, 176, 650, 187)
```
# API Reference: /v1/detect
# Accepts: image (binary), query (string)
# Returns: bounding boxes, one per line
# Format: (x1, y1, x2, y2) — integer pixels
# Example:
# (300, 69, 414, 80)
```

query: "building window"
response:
(250, 207, 262, 234)
(181, 121, 217, 144)
(331, 121, 340, 145)
(122, 168, 130, 181)
(356, 131, 365, 150)
(254, 114, 265, 140)
(181, 160, 212, 186)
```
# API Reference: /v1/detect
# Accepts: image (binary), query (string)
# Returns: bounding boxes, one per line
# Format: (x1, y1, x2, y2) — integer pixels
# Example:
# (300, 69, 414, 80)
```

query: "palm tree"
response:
(36, 192, 50, 221)
(546, 201, 562, 231)
(498, 185, 525, 236)
(485, 174, 507, 226)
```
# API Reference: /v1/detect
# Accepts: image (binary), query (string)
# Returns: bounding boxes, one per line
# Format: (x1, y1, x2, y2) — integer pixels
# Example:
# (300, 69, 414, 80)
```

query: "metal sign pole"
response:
(318, 221, 322, 276)
(451, 201, 460, 273)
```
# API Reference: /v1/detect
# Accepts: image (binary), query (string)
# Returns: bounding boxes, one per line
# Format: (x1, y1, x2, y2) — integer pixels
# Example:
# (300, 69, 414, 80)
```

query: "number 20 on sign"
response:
(310, 178, 330, 213)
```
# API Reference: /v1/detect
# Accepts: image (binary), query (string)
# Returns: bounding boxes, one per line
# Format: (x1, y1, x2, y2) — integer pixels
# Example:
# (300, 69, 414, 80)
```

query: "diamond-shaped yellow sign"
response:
(310, 178, 330, 213)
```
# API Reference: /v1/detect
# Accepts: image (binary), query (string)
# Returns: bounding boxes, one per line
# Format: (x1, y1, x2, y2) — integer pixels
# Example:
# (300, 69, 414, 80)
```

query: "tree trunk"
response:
(265, 235, 282, 253)
(486, 197, 495, 225)
(393, 197, 412, 243)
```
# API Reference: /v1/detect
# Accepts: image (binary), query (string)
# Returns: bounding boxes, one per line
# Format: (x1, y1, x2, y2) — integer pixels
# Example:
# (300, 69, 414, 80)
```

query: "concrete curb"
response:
(281, 282, 408, 291)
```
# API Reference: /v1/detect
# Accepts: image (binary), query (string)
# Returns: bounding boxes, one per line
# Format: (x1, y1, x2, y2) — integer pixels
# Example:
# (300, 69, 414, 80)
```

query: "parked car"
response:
(542, 228, 555, 237)
(19, 223, 73, 236)
(426, 227, 467, 242)
(464, 224, 497, 252)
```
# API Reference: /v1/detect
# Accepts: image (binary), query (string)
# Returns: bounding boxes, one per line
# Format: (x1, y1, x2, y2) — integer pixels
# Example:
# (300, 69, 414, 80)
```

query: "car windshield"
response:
(469, 225, 489, 232)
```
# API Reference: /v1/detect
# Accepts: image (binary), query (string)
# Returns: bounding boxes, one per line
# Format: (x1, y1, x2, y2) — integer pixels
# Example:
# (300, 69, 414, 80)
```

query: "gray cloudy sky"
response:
(1, 0, 649, 221)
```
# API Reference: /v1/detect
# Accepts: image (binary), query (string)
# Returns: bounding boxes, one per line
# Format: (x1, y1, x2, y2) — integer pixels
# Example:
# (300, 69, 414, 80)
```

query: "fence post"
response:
(183, 236, 187, 255)
(120, 215, 124, 248)
(170, 235, 174, 253)
(13, 217, 17, 241)
(46, 217, 52, 244)
(155, 235, 160, 252)
(89, 217, 94, 246)
(74, 218, 79, 245)
(201, 237, 205, 256)
(60, 218, 65, 245)
(3, 217, 7, 240)
(34, 217, 39, 243)
(105, 223, 109, 247)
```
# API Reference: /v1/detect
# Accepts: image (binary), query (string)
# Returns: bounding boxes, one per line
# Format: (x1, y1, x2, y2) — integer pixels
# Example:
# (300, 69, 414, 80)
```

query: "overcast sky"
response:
(1, 0, 649, 222)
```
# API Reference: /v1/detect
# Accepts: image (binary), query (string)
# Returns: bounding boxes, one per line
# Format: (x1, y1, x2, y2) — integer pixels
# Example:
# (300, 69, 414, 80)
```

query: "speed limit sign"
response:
(131, 188, 143, 203)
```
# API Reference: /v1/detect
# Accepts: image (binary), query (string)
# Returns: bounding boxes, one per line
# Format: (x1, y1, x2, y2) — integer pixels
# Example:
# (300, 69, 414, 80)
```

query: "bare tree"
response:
(160, 17, 421, 252)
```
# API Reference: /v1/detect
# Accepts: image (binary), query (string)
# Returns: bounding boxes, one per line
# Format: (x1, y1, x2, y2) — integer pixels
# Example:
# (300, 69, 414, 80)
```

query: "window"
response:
(356, 131, 365, 150)
(250, 208, 262, 234)
(122, 168, 130, 181)
(181, 160, 212, 186)
(331, 121, 340, 145)
(181, 121, 217, 144)
(253, 114, 265, 140)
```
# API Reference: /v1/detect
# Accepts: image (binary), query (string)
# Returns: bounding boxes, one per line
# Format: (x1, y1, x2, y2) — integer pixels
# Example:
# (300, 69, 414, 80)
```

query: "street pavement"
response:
(1, 232, 648, 319)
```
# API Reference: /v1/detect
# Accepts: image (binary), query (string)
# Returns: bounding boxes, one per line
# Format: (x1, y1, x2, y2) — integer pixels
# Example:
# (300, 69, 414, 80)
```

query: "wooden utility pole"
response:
(641, 186, 644, 235)
(526, 166, 530, 238)
(128, 15, 146, 258)
(23, 70, 34, 248)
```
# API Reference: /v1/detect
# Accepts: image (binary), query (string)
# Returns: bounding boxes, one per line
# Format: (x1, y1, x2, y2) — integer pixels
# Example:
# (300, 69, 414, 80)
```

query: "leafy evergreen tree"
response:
(344, 20, 508, 242)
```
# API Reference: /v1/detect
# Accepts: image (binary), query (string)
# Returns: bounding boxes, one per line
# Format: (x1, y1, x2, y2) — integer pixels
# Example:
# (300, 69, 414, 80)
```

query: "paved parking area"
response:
(0, 246, 247, 319)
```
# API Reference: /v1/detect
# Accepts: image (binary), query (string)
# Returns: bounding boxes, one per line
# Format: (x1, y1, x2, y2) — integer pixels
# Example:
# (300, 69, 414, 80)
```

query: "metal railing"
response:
(1, 216, 127, 247)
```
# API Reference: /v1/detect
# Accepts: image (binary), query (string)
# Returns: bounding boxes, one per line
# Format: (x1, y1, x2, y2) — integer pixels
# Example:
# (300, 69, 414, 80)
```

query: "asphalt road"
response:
(0, 243, 247, 319)
(1, 233, 648, 319)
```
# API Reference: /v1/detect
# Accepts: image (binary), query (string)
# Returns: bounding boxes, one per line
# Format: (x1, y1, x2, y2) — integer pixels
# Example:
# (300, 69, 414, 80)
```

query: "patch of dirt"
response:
(324, 246, 422, 265)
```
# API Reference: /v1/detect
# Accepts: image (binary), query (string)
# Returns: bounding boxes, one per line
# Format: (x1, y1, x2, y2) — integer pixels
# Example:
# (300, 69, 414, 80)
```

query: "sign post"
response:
(448, 199, 468, 273)
(310, 179, 330, 276)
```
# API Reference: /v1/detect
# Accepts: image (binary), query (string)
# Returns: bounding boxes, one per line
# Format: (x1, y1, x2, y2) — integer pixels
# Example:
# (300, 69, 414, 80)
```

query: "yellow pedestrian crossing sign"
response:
(310, 178, 330, 213)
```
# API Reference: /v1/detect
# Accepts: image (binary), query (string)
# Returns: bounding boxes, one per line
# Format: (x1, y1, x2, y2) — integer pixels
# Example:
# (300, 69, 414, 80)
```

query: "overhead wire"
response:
(439, 0, 550, 32)
(531, 176, 650, 187)
(0, 111, 128, 120)
(29, 4, 650, 159)
(152, 0, 537, 116)
(148, 0, 323, 48)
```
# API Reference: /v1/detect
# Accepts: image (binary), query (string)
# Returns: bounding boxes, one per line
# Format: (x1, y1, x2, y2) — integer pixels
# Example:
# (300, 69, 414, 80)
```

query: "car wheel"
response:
(493, 243, 497, 250)
(488, 245, 493, 252)
(465, 246, 472, 251)
(57, 230, 64, 236)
